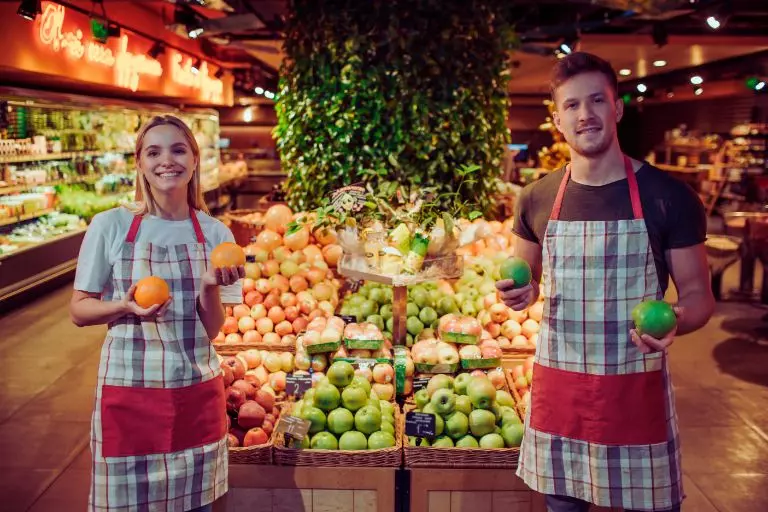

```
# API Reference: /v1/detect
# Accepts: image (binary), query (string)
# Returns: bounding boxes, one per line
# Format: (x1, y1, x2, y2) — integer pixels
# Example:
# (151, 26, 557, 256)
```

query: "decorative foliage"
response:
(275, 0, 516, 214)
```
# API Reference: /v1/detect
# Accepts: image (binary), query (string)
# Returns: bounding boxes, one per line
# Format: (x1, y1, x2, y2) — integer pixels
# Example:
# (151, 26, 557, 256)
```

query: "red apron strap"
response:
(125, 215, 143, 243)
(624, 156, 644, 220)
(189, 208, 206, 244)
(549, 166, 571, 221)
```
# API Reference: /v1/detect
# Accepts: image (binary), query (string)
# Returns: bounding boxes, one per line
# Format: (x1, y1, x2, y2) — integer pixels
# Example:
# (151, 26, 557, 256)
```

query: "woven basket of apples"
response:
(403, 372, 524, 468)
(220, 349, 294, 464)
(212, 204, 343, 354)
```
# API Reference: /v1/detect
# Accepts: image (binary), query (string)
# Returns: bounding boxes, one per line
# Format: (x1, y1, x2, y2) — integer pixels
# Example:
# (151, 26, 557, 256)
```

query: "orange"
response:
(134, 276, 170, 308)
(211, 242, 246, 268)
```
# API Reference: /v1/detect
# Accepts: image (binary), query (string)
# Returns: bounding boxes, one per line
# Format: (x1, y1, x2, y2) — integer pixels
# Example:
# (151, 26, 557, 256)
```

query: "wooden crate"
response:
(409, 468, 545, 512)
(219, 465, 396, 512)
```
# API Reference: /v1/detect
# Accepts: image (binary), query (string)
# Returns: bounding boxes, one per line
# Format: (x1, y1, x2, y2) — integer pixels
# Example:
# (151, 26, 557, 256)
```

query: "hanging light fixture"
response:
(17, 0, 41, 21)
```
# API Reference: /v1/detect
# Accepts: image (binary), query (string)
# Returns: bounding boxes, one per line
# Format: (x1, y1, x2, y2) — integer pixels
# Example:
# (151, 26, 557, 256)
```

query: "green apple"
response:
(422, 404, 445, 436)
(430, 388, 456, 416)
(407, 316, 425, 336)
(368, 288, 385, 305)
(469, 409, 497, 437)
(368, 431, 396, 449)
(380, 400, 395, 417)
(414, 388, 430, 409)
(314, 383, 341, 411)
(479, 433, 506, 449)
(339, 430, 368, 450)
(455, 435, 479, 448)
(454, 395, 473, 416)
(367, 314, 385, 332)
(310, 431, 338, 450)
(495, 390, 515, 408)
(444, 411, 469, 440)
(380, 304, 393, 320)
(349, 375, 372, 396)
(303, 388, 316, 404)
(499, 406, 521, 426)
(300, 434, 311, 448)
(492, 404, 502, 423)
(502, 422, 525, 448)
(327, 361, 355, 388)
(467, 376, 496, 410)
(354, 405, 382, 435)
(406, 302, 420, 317)
(432, 435, 455, 448)
(342, 386, 368, 412)
(327, 408, 355, 435)
(380, 421, 395, 435)
(419, 307, 438, 326)
(427, 374, 454, 398)
(409, 436, 430, 447)
(411, 287, 429, 309)
(299, 406, 327, 434)
(454, 373, 473, 396)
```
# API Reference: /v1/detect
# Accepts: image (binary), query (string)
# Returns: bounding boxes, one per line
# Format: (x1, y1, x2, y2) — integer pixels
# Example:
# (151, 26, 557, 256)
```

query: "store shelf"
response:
(0, 226, 87, 262)
(656, 163, 707, 174)
(0, 208, 55, 228)
(0, 175, 102, 195)
(0, 150, 131, 164)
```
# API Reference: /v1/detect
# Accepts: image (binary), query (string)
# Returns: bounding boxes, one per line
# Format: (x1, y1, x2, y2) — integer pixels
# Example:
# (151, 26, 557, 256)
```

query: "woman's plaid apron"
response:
(516, 157, 684, 511)
(89, 209, 228, 512)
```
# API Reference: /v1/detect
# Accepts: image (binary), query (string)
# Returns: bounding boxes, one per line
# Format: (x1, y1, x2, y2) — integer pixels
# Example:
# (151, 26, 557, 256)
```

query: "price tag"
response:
(245, 254, 256, 263)
(275, 415, 312, 441)
(412, 377, 431, 392)
(285, 373, 313, 398)
(339, 315, 357, 324)
(405, 411, 436, 438)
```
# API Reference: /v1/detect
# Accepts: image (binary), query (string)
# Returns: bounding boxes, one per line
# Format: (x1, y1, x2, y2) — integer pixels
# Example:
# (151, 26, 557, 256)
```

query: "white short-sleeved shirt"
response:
(74, 207, 243, 304)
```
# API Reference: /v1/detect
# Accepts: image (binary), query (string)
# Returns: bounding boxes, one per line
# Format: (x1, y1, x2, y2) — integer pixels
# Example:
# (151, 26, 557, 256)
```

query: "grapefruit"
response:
(499, 257, 532, 288)
(632, 300, 677, 339)
(134, 276, 170, 308)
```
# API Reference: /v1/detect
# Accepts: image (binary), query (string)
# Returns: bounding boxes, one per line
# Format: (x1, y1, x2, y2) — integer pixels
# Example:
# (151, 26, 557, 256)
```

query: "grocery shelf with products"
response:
(0, 88, 224, 309)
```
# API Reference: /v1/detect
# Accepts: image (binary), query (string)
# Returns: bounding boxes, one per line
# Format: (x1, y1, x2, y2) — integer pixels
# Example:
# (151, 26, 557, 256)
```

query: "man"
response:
(496, 52, 714, 512)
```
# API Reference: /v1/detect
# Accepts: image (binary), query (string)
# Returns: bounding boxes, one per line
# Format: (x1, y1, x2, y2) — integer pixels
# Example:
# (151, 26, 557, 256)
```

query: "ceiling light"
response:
(637, 96, 645, 103)
(243, 108, 253, 123)
(619, 69, 632, 76)
(653, 60, 667, 67)
(17, 0, 41, 21)
(255, 87, 264, 95)
(264, 91, 275, 99)
(690, 75, 703, 85)
(666, 89, 675, 98)
(757, 81, 766, 91)
(191, 59, 201, 75)
(188, 27, 204, 39)
(637, 83, 647, 93)
(706, 16, 721, 29)
(694, 87, 704, 96)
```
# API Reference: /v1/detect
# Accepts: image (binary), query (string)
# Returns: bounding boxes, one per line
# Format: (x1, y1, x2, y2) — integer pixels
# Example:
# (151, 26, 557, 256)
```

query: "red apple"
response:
(262, 420, 274, 436)
(231, 379, 257, 400)
(226, 388, 246, 415)
(254, 389, 275, 412)
(238, 400, 266, 429)
(243, 428, 269, 447)
(227, 433, 240, 448)
(222, 356, 246, 380)
(229, 426, 246, 445)
(221, 364, 235, 387)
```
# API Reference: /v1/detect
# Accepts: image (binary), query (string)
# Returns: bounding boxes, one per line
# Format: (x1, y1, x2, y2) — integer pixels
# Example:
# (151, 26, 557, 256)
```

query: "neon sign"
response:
(35, 2, 223, 102)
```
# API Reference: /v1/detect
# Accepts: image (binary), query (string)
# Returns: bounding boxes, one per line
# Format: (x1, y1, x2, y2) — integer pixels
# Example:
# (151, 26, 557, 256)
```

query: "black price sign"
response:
(275, 415, 311, 441)
(412, 377, 431, 392)
(339, 315, 357, 324)
(405, 411, 437, 438)
(285, 373, 313, 398)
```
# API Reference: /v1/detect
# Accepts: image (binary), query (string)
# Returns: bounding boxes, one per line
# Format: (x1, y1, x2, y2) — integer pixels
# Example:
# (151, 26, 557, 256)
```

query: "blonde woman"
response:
(70, 115, 244, 512)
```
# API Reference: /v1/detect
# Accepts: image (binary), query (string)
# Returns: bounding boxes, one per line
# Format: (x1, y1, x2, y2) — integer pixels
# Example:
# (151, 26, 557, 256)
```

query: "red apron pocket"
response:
(529, 362, 668, 445)
(101, 376, 227, 458)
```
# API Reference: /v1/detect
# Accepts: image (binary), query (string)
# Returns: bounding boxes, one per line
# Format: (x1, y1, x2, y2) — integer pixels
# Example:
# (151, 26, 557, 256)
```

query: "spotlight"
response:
(255, 87, 264, 95)
(189, 26, 204, 39)
(694, 87, 704, 96)
(690, 75, 703, 85)
(148, 42, 164, 59)
(264, 91, 275, 99)
(757, 81, 766, 91)
(637, 83, 647, 93)
(619, 69, 632, 77)
(243, 108, 253, 123)
(191, 59, 202, 75)
(706, 16, 721, 29)
(17, 0, 41, 21)
(652, 23, 668, 47)
(653, 60, 667, 67)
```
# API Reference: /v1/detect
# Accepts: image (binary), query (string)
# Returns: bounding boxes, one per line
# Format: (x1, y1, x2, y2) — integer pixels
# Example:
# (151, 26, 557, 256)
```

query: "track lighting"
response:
(17, 0, 41, 21)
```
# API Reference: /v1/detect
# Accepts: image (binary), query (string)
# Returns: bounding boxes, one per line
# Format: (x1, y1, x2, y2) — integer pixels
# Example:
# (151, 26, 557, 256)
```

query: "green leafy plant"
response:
(275, 0, 516, 214)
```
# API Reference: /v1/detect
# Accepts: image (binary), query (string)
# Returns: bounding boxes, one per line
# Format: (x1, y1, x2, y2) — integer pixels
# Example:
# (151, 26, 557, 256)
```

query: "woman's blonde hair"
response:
(127, 115, 209, 215)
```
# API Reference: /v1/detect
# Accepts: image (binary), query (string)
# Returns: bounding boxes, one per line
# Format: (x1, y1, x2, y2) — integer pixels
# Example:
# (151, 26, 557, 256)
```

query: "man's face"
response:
(552, 71, 623, 158)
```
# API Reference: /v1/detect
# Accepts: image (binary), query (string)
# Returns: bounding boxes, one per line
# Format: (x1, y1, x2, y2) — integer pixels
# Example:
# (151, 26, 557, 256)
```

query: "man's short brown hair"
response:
(550, 51, 619, 100)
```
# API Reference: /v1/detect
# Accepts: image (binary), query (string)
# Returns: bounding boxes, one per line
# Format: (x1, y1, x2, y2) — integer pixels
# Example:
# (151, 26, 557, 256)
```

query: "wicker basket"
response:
(228, 403, 288, 465)
(402, 404, 520, 469)
(273, 404, 403, 467)
(504, 369, 528, 419)
(213, 342, 296, 356)
(224, 209, 266, 246)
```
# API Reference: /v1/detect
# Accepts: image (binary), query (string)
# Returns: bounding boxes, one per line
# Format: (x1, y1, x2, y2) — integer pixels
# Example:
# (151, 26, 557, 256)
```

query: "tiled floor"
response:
(1, 261, 767, 511)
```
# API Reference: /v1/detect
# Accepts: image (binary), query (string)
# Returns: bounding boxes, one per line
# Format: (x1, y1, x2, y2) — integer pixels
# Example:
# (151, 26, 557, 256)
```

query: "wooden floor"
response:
(1, 261, 768, 511)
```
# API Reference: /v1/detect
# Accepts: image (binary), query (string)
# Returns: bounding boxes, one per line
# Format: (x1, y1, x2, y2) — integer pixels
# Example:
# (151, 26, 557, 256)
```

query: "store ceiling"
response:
(184, 0, 768, 97)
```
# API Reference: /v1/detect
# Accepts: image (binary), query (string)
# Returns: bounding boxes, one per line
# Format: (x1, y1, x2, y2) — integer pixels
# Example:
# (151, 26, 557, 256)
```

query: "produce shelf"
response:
(0, 175, 103, 195)
(0, 150, 131, 164)
(0, 208, 55, 228)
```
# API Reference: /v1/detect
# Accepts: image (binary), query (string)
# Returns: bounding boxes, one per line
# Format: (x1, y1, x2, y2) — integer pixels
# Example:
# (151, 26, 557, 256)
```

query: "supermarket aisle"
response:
(1, 266, 768, 511)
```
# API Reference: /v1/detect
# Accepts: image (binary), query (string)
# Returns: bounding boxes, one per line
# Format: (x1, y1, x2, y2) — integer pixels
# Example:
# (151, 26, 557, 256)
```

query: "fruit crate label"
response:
(334, 357, 391, 369)
(275, 415, 311, 441)
(461, 357, 503, 370)
(414, 362, 460, 374)
(405, 411, 436, 438)
(339, 315, 357, 324)
(412, 377, 431, 392)
(306, 341, 342, 354)
(440, 331, 479, 345)
(344, 338, 383, 350)
(285, 373, 313, 398)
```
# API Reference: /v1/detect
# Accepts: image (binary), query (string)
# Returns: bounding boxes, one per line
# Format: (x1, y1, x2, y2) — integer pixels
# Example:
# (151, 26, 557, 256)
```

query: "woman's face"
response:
(138, 124, 196, 195)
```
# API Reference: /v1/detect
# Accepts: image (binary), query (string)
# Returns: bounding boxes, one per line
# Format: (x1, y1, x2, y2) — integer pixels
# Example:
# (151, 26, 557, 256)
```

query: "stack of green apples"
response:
(292, 361, 397, 450)
(408, 373, 524, 449)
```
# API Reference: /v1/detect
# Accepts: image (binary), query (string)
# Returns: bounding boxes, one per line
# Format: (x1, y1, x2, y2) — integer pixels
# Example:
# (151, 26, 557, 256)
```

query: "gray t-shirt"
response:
(74, 207, 243, 304)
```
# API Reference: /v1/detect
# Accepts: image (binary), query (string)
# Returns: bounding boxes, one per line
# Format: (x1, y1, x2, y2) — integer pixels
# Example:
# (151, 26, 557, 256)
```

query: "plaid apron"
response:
(89, 209, 228, 512)
(516, 157, 684, 511)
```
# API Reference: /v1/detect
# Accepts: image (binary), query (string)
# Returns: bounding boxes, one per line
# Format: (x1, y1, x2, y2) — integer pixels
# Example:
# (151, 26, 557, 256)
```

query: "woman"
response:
(70, 115, 244, 512)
